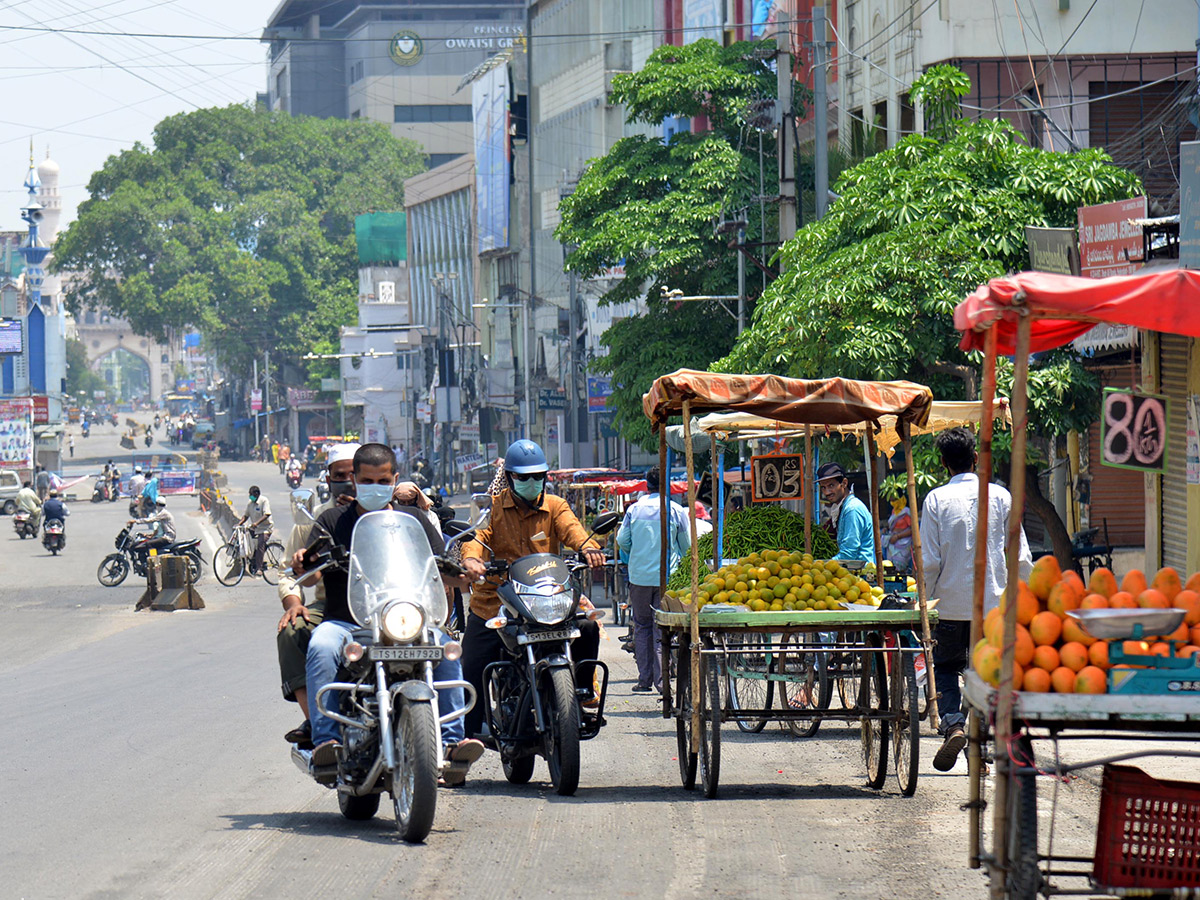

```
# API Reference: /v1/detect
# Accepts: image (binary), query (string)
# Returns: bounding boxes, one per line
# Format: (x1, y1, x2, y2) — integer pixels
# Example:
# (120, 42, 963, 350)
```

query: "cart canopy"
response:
(642, 369, 933, 429)
(955, 268, 1200, 354)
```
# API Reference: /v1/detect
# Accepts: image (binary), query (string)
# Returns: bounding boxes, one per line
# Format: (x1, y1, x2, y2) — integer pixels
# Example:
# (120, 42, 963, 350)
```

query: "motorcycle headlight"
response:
(517, 584, 574, 625)
(380, 601, 424, 643)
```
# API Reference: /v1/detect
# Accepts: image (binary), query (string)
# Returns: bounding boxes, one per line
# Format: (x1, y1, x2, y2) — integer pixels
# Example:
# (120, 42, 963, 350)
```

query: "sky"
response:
(0, 0, 279, 233)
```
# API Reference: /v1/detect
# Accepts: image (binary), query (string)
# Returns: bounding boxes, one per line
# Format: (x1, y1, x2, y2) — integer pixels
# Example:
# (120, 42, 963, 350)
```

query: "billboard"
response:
(0, 318, 22, 354)
(587, 376, 613, 413)
(1077, 196, 1146, 279)
(0, 398, 33, 469)
(473, 64, 510, 254)
(1180, 142, 1200, 268)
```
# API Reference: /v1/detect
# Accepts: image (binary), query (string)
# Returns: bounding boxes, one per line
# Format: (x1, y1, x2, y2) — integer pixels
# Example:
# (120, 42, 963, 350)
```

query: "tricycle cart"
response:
(955, 267, 1200, 898)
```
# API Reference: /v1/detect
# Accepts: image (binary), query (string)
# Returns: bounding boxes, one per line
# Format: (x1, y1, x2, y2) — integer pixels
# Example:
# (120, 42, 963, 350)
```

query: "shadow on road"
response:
(220, 809, 413, 843)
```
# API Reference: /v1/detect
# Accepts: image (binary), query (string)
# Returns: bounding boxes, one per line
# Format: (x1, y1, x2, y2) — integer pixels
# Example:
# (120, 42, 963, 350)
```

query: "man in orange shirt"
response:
(461, 439, 606, 739)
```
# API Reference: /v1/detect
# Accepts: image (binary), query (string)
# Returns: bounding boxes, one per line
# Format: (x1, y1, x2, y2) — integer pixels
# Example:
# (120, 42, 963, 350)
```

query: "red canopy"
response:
(955, 267, 1200, 354)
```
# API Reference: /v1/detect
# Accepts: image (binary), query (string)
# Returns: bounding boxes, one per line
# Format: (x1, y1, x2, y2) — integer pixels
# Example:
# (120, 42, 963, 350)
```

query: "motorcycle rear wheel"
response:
(392, 699, 438, 843)
(502, 754, 535, 784)
(338, 791, 380, 821)
(544, 667, 581, 796)
(97, 554, 129, 587)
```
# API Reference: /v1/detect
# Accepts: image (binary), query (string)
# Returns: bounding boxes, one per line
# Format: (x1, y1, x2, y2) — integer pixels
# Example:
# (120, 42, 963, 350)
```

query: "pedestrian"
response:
(278, 442, 291, 475)
(34, 466, 50, 501)
(920, 426, 1032, 771)
(271, 441, 280, 466)
(615, 466, 691, 693)
(68, 435, 74, 458)
(815, 462, 875, 562)
(884, 496, 914, 573)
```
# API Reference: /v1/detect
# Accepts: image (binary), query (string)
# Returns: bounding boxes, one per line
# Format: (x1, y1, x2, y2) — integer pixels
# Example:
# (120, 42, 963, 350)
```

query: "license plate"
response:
(517, 627, 580, 645)
(368, 646, 443, 662)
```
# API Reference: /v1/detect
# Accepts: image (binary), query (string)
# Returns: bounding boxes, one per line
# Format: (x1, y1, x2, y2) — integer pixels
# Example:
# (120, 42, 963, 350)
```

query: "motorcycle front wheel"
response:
(544, 666, 581, 796)
(392, 699, 438, 843)
(338, 791, 380, 821)
(97, 554, 129, 587)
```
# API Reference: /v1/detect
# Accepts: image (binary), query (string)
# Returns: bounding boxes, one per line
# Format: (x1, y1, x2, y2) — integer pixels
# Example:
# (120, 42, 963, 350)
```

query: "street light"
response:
(473, 298, 531, 440)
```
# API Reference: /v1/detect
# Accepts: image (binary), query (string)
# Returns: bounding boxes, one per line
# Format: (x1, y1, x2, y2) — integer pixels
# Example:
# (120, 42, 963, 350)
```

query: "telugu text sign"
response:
(1077, 197, 1146, 278)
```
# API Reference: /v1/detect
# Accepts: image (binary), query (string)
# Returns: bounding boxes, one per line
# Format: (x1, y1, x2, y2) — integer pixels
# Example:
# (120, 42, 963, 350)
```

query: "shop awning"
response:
(642, 369, 933, 429)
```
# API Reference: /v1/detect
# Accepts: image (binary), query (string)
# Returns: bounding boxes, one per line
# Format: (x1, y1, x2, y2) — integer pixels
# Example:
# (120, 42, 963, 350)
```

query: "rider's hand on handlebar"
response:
(463, 557, 487, 582)
(582, 548, 606, 569)
(290, 548, 307, 575)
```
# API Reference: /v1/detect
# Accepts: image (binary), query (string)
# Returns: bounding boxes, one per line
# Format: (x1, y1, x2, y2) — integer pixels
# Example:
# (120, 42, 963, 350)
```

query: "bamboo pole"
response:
(991, 313, 1033, 900)
(683, 402, 702, 750)
(711, 433, 720, 571)
(804, 426, 813, 554)
(659, 428, 671, 712)
(865, 428, 885, 588)
(902, 421, 938, 732)
(968, 325, 998, 868)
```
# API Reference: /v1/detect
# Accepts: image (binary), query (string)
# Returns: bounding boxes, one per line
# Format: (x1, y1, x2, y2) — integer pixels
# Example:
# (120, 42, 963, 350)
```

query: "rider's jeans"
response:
(307, 621, 467, 748)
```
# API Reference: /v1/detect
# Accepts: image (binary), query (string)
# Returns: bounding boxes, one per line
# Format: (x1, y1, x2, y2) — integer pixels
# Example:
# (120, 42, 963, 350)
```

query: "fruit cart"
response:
(643, 370, 942, 797)
(955, 268, 1200, 899)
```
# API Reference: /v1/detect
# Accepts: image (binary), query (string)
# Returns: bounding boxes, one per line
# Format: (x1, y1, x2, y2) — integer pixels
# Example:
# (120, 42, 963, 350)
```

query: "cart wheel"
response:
(777, 633, 829, 738)
(675, 644, 697, 790)
(1008, 737, 1041, 900)
(726, 634, 773, 734)
(833, 631, 862, 709)
(699, 639, 721, 798)
(891, 650, 919, 797)
(861, 633, 889, 790)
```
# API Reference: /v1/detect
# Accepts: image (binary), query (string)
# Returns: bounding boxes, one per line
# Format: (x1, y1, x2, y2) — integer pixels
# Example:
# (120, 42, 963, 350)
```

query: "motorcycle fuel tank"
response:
(507, 553, 570, 591)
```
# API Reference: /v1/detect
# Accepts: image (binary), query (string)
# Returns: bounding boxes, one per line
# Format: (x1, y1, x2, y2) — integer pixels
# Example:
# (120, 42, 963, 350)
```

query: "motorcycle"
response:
(42, 518, 65, 555)
(154, 415, 161, 430)
(285, 465, 303, 489)
(91, 478, 110, 503)
(144, 433, 152, 448)
(96, 526, 205, 587)
(315, 472, 331, 505)
(80, 422, 90, 439)
(289, 506, 476, 843)
(109, 414, 119, 427)
(13, 511, 38, 539)
(479, 511, 620, 796)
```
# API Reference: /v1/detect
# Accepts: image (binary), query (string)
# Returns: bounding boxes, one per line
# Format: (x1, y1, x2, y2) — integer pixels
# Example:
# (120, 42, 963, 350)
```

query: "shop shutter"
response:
(1086, 366, 1145, 547)
(1160, 334, 1189, 572)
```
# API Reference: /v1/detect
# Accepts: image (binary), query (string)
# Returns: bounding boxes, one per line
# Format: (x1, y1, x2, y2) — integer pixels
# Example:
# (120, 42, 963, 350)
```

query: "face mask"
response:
(512, 477, 544, 502)
(249, 493, 259, 503)
(329, 480, 355, 500)
(355, 482, 394, 511)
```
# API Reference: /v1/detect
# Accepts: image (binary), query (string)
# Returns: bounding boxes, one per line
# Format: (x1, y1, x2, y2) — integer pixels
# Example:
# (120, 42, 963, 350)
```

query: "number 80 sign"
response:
(1101, 388, 1168, 473)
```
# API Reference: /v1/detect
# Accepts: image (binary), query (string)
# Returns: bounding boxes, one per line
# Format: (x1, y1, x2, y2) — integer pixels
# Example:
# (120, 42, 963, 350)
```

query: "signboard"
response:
(1025, 226, 1080, 276)
(250, 389, 263, 412)
(538, 388, 565, 411)
(459, 421, 480, 442)
(587, 376, 613, 413)
(320, 378, 339, 392)
(0, 318, 22, 354)
(1100, 388, 1168, 473)
(158, 470, 198, 495)
(1181, 142, 1200, 269)
(287, 387, 318, 408)
(1188, 395, 1200, 486)
(455, 452, 484, 472)
(750, 453, 805, 503)
(416, 400, 432, 423)
(31, 396, 48, 425)
(1077, 196, 1146, 279)
(485, 441, 498, 461)
(0, 398, 33, 469)
(473, 64, 510, 254)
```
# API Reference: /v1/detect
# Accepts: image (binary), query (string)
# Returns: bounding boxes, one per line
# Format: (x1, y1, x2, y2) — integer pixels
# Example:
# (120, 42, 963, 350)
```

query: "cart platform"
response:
(655, 608, 936, 630)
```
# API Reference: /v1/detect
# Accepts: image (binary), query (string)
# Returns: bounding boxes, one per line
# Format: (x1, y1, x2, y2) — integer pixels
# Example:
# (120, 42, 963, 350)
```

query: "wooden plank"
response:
(963, 671, 1200, 721)
(654, 609, 939, 629)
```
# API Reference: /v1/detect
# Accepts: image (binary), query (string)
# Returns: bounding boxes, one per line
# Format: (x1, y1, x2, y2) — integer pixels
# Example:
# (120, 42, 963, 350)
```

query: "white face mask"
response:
(355, 482, 393, 511)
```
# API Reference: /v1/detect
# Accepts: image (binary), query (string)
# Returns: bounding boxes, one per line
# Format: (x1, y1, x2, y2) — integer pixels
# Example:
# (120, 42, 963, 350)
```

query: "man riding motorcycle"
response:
(129, 498, 176, 551)
(16, 480, 42, 531)
(42, 489, 68, 548)
(460, 439, 606, 740)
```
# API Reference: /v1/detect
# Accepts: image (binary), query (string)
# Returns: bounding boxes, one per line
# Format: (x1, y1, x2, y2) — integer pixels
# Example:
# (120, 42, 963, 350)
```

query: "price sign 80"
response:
(1101, 388, 1168, 473)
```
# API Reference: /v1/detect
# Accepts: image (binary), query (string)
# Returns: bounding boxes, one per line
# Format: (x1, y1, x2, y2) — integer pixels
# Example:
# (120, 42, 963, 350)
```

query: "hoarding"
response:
(0, 398, 33, 469)
(0, 318, 22, 354)
(473, 64, 510, 254)
(587, 376, 613, 413)
(684, 0, 723, 42)
(1077, 196, 1146, 279)
(1180, 142, 1200, 268)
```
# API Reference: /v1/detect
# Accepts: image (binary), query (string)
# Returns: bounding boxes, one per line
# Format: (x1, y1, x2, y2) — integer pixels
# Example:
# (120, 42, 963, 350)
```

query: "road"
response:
(0, 414, 1170, 899)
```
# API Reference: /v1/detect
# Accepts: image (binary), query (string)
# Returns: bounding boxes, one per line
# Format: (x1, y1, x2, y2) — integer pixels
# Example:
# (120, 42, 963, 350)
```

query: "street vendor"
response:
(816, 462, 875, 562)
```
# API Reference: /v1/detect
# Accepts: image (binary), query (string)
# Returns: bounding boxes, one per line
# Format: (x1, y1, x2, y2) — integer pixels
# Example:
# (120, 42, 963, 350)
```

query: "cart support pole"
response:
(991, 313, 1033, 900)
(711, 433, 720, 571)
(901, 422, 938, 732)
(660, 428, 671, 713)
(804, 427, 812, 554)
(865, 429, 885, 587)
(683, 401, 702, 749)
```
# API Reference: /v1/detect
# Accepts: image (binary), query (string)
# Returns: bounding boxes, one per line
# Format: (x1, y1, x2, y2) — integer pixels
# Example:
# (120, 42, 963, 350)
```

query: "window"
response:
(275, 67, 287, 103)
(349, 60, 364, 84)
(427, 153, 463, 169)
(393, 104, 473, 124)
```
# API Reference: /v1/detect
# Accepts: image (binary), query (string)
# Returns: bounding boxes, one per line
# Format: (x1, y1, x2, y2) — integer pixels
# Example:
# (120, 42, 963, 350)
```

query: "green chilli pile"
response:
(666, 505, 838, 592)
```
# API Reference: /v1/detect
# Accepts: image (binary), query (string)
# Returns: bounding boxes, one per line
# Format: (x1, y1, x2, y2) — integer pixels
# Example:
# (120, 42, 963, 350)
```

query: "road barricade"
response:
(136, 554, 205, 611)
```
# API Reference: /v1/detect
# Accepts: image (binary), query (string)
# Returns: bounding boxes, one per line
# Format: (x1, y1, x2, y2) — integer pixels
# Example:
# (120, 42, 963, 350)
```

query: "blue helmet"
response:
(504, 439, 549, 475)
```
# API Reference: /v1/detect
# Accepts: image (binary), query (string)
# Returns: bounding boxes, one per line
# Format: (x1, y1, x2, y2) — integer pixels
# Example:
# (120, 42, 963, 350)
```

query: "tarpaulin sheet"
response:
(643, 369, 933, 429)
(955, 268, 1200, 354)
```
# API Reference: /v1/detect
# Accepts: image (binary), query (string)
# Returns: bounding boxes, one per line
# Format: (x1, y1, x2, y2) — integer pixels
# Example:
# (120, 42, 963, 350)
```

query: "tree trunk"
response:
(1023, 463, 1074, 570)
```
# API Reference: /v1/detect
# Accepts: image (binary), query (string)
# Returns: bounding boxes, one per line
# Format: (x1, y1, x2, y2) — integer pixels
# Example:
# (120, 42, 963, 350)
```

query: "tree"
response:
(556, 39, 793, 448)
(64, 337, 105, 398)
(53, 105, 426, 373)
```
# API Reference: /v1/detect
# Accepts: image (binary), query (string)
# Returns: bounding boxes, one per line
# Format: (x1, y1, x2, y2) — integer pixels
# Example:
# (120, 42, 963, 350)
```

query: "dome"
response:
(37, 157, 59, 179)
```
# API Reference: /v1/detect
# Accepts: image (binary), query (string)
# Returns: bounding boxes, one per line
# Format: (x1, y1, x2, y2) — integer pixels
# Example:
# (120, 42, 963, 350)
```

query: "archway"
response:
(94, 346, 151, 404)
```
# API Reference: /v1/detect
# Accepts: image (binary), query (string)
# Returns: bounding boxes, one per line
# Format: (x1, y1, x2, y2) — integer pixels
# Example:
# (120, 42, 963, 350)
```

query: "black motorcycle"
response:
(42, 518, 65, 555)
(96, 526, 205, 586)
(91, 477, 110, 503)
(480, 511, 619, 796)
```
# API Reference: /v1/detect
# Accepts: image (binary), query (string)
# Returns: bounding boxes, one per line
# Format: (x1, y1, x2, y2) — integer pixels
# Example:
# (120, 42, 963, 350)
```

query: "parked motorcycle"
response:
(289, 507, 476, 842)
(42, 518, 65, 555)
(13, 511, 38, 539)
(96, 526, 205, 586)
(479, 511, 620, 796)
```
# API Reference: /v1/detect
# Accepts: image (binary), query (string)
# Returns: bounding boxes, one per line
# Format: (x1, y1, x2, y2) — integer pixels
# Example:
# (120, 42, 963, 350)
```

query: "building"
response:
(261, 0, 524, 168)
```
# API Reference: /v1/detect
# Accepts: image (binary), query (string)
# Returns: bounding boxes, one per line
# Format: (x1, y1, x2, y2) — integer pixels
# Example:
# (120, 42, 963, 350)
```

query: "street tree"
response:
(53, 104, 426, 373)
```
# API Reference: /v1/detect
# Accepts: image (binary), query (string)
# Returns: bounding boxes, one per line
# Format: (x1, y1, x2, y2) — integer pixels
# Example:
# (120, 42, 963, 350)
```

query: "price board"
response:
(750, 453, 804, 503)
(1100, 388, 1168, 473)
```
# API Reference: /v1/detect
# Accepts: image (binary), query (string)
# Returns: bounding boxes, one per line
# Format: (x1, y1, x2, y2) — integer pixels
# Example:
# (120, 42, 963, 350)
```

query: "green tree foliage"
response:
(53, 105, 426, 372)
(64, 337, 105, 398)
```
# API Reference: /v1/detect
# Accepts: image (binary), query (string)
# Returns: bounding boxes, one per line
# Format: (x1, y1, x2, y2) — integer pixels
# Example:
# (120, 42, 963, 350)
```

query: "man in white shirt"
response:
(921, 427, 1032, 771)
(238, 486, 274, 573)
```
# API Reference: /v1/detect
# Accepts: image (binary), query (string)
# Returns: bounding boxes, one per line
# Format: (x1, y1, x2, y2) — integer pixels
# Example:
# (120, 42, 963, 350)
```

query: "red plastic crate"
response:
(1093, 764, 1200, 890)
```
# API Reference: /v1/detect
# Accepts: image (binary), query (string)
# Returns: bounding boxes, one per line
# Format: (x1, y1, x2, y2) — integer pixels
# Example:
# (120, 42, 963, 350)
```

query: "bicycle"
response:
(213, 523, 284, 587)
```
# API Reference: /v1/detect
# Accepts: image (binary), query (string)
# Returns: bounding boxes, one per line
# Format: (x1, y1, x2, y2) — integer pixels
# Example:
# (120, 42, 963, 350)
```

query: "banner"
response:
(0, 398, 33, 469)
(287, 387, 318, 408)
(587, 376, 613, 413)
(473, 64, 510, 254)
(250, 389, 263, 412)
(1077, 196, 1146, 279)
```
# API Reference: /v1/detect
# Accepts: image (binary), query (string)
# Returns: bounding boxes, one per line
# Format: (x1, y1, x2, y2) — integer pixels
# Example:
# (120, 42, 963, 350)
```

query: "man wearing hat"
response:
(815, 462, 875, 562)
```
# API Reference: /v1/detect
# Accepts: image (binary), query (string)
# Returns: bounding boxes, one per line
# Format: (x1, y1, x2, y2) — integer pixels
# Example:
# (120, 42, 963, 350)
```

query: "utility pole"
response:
(252, 357, 259, 448)
(567, 266, 578, 467)
(736, 224, 746, 335)
(524, 4, 537, 443)
(813, 5, 830, 220)
(263, 349, 270, 442)
(777, 10, 796, 242)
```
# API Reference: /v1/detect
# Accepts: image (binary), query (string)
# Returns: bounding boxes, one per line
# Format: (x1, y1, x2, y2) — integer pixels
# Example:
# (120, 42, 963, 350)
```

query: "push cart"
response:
(954, 267, 1200, 898)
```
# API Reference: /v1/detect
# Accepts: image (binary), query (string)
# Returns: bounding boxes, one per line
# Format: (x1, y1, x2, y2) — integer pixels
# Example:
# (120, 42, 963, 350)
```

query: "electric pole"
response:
(778, 10, 796, 242)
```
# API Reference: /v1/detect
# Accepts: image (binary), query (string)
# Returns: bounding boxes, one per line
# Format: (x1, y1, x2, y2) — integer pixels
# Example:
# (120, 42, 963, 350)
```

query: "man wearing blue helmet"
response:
(460, 439, 607, 739)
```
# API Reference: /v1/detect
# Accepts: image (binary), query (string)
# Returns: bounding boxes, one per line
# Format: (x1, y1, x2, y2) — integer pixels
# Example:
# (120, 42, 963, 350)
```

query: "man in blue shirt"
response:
(816, 462, 875, 562)
(615, 467, 691, 692)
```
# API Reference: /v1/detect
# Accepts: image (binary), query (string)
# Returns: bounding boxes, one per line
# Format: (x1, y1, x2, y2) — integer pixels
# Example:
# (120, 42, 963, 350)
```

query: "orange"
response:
(1136, 588, 1170, 610)
(1172, 589, 1200, 626)
(1122, 640, 1152, 657)
(1050, 666, 1077, 693)
(1022, 667, 1051, 692)
(984, 608, 1005, 648)
(1186, 571, 1200, 593)
(1028, 555, 1062, 601)
(1000, 581, 1040, 626)
(1061, 570, 1086, 603)
(971, 638, 992, 675)
(1047, 581, 1082, 618)
(1088, 567, 1119, 599)
(1014, 624, 1035, 667)
(1152, 567, 1183, 602)
(1148, 642, 1172, 657)
(1075, 665, 1107, 694)
(1162, 622, 1191, 643)
(1062, 617, 1097, 648)
(1032, 644, 1061, 672)
(1029, 611, 1063, 647)
(1002, 660, 1025, 692)
(1108, 591, 1138, 609)
(1079, 592, 1110, 610)
(974, 643, 1002, 686)
(1121, 569, 1149, 597)
(1192, 624, 1200, 645)
(1087, 640, 1110, 669)
(1178, 644, 1200, 658)
(1059, 641, 1089, 673)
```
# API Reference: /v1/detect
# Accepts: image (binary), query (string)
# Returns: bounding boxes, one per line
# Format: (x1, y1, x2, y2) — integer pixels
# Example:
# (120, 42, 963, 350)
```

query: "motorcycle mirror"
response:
(290, 488, 316, 525)
(590, 511, 621, 536)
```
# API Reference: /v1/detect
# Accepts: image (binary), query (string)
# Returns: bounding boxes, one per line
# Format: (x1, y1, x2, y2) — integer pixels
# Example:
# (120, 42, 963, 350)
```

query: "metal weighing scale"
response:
(1068, 608, 1200, 695)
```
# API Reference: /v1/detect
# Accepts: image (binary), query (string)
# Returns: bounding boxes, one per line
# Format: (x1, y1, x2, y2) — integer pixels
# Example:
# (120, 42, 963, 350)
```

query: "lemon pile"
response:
(667, 550, 885, 612)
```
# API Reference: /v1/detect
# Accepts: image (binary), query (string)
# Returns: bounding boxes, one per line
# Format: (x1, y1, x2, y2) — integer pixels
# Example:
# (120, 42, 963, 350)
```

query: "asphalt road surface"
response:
(0, 415, 1167, 899)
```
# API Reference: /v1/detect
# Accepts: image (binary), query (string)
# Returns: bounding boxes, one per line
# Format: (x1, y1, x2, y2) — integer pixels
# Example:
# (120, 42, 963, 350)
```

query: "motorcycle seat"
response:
(171, 539, 201, 551)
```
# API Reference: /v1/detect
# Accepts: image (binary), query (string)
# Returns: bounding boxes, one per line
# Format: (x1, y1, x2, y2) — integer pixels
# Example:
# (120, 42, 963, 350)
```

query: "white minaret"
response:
(35, 151, 61, 314)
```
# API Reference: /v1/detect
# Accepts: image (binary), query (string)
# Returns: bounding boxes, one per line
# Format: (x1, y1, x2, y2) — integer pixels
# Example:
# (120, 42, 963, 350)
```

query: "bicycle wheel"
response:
(861, 633, 889, 790)
(891, 650, 919, 797)
(675, 642, 697, 790)
(725, 634, 773, 734)
(833, 632, 863, 709)
(213, 543, 244, 586)
(1008, 737, 1041, 900)
(260, 541, 285, 585)
(776, 633, 829, 738)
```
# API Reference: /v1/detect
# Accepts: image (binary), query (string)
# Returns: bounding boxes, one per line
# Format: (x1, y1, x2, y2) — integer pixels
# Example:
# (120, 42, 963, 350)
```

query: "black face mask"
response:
(329, 480, 355, 500)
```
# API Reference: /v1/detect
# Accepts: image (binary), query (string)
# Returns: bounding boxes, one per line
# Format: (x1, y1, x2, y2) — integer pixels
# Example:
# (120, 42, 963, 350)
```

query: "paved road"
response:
(0, 414, 1152, 899)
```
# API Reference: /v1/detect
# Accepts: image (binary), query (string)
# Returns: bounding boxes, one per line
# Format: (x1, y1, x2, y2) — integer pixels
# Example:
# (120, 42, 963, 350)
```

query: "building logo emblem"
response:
(389, 30, 423, 66)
